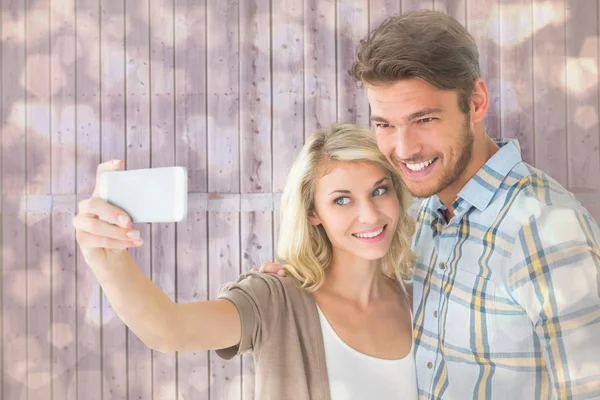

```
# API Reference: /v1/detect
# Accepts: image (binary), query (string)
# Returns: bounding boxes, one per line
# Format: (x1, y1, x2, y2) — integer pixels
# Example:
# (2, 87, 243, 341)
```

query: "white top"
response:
(317, 305, 418, 400)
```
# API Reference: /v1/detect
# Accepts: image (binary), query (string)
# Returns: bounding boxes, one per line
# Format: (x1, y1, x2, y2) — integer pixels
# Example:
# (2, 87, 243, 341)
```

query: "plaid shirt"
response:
(412, 139, 600, 399)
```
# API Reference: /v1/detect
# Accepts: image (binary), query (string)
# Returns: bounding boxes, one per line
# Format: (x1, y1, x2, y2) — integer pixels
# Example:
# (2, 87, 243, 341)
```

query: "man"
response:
(261, 10, 600, 399)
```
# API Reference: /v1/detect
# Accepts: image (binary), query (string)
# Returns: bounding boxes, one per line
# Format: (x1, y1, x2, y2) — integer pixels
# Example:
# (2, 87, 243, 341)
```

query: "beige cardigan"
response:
(216, 272, 332, 399)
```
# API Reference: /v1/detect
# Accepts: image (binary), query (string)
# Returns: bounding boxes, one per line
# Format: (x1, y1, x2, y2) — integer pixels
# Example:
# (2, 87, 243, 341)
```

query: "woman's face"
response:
(309, 161, 400, 262)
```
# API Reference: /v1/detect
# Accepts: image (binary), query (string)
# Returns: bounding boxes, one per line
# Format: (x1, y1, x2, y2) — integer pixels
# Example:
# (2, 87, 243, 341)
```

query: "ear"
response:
(308, 210, 321, 226)
(470, 78, 489, 124)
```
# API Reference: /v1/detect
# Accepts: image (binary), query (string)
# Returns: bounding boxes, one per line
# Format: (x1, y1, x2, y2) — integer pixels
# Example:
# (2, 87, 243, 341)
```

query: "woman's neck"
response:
(318, 252, 394, 308)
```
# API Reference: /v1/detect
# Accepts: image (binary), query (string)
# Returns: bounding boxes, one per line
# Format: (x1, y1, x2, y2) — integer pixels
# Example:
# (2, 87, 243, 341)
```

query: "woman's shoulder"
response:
(220, 271, 311, 302)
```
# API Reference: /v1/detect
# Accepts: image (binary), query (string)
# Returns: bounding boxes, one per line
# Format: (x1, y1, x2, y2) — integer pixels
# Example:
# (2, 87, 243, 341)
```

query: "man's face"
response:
(367, 78, 475, 200)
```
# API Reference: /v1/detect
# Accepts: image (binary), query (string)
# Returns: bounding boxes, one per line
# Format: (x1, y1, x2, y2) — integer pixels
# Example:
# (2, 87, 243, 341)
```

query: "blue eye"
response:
(375, 123, 392, 129)
(334, 197, 350, 206)
(373, 187, 387, 196)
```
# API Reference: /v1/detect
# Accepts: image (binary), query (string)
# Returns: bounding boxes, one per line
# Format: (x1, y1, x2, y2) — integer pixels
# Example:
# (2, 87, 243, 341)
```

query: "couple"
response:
(73, 10, 600, 399)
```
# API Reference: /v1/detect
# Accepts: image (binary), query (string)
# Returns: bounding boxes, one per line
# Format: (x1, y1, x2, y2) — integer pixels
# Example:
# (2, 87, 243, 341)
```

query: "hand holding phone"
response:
(98, 166, 188, 223)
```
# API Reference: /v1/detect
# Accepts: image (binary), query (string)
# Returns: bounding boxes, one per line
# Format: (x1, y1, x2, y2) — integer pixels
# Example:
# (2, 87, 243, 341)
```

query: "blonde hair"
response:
(276, 123, 416, 292)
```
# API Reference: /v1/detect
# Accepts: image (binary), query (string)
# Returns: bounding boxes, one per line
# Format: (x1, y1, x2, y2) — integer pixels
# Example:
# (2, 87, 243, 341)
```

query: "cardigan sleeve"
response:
(215, 272, 285, 360)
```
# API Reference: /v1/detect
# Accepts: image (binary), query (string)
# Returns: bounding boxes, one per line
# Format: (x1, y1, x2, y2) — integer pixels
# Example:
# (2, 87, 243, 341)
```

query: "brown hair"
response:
(352, 10, 480, 114)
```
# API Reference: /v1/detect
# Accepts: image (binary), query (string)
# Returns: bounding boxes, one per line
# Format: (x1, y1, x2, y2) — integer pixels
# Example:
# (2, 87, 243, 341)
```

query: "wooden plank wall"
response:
(1, 0, 599, 399)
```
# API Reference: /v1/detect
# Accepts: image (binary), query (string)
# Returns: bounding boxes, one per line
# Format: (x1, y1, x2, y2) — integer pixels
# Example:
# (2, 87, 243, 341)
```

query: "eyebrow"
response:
(328, 177, 389, 195)
(370, 107, 444, 124)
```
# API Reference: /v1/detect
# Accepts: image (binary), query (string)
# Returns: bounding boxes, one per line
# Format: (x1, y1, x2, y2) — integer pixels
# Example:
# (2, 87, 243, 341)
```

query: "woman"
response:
(73, 123, 417, 399)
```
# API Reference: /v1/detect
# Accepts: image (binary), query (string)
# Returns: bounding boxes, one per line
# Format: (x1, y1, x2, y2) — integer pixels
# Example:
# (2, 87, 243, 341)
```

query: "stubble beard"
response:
(392, 117, 475, 199)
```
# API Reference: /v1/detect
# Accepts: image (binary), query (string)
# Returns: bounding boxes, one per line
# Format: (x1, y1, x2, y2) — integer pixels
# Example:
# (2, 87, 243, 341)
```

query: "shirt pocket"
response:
(442, 268, 498, 351)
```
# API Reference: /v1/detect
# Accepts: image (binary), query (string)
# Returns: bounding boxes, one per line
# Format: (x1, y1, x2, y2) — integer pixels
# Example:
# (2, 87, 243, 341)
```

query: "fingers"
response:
(259, 262, 287, 277)
(78, 197, 132, 228)
(76, 229, 142, 250)
(92, 159, 123, 198)
(73, 213, 140, 242)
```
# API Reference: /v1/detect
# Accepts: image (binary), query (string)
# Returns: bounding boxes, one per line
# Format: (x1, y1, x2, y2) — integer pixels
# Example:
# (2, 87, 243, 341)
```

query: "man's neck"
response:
(438, 135, 499, 222)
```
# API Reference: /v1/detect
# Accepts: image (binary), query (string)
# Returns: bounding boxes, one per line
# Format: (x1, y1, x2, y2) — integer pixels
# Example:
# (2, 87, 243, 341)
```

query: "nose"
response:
(357, 198, 379, 225)
(394, 127, 422, 161)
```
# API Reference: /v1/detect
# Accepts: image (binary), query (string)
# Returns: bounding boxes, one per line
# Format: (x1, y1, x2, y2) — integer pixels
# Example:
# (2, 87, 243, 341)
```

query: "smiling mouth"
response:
(404, 157, 438, 172)
(352, 225, 387, 239)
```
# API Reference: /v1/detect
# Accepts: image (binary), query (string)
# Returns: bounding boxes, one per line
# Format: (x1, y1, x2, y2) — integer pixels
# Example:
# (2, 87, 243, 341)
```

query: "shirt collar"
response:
(430, 138, 522, 214)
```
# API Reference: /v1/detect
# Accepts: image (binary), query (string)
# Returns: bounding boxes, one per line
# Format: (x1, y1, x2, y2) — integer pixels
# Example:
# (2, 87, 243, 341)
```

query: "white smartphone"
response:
(98, 166, 188, 223)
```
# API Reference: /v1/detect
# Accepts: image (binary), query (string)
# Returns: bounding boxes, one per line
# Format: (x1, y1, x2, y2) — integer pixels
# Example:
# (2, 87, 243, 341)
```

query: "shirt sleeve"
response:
(508, 205, 600, 399)
(215, 272, 284, 360)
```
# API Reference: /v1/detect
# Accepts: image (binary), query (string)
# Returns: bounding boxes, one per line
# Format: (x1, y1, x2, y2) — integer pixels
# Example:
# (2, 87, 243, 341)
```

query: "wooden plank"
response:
(532, 0, 567, 187)
(97, 0, 130, 399)
(1, 0, 27, 399)
(25, 0, 51, 196)
(434, 0, 466, 25)
(240, 0, 271, 193)
(176, 212, 210, 399)
(566, 1, 600, 191)
(208, 211, 241, 399)
(1, 201, 27, 400)
(207, 1, 242, 397)
(23, 0, 52, 398)
(337, 0, 369, 126)
(174, 0, 207, 193)
(402, 0, 434, 12)
(26, 211, 51, 400)
(499, 1, 534, 165)
(239, 0, 272, 396)
(100, 0, 126, 162)
(51, 0, 77, 196)
(272, 0, 304, 192)
(305, 0, 337, 134)
(174, 0, 209, 398)
(207, 0, 240, 194)
(75, 0, 105, 396)
(125, 1, 152, 399)
(51, 196, 77, 400)
(370, 0, 401, 29)
(467, 0, 501, 138)
(149, 0, 177, 398)
(240, 210, 272, 397)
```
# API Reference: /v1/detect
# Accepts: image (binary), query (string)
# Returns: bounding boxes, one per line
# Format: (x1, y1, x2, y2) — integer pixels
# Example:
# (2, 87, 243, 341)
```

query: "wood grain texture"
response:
(370, 0, 401, 29)
(174, 0, 207, 193)
(468, 0, 501, 138)
(25, 0, 51, 196)
(239, 0, 272, 397)
(207, 1, 242, 398)
(499, 1, 534, 165)
(207, 0, 240, 194)
(272, 0, 304, 192)
(434, 0, 466, 25)
(305, 0, 337, 134)
(403, 0, 433, 12)
(337, 0, 369, 125)
(149, 0, 177, 397)
(51, 197, 78, 400)
(208, 212, 241, 400)
(1, 201, 27, 400)
(125, 1, 152, 400)
(240, 0, 271, 194)
(100, 0, 126, 163)
(174, 1, 210, 399)
(533, 0, 567, 187)
(176, 211, 210, 399)
(26, 211, 51, 400)
(566, 0, 600, 191)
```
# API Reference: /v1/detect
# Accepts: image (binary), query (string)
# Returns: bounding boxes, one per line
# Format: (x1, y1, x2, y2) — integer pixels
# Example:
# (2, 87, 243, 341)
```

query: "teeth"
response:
(405, 158, 435, 171)
(354, 227, 384, 238)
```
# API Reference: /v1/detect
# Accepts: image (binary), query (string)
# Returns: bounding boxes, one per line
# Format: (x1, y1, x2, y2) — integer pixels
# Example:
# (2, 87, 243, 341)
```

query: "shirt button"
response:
(439, 262, 446, 270)
(433, 311, 438, 318)
(427, 362, 433, 369)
